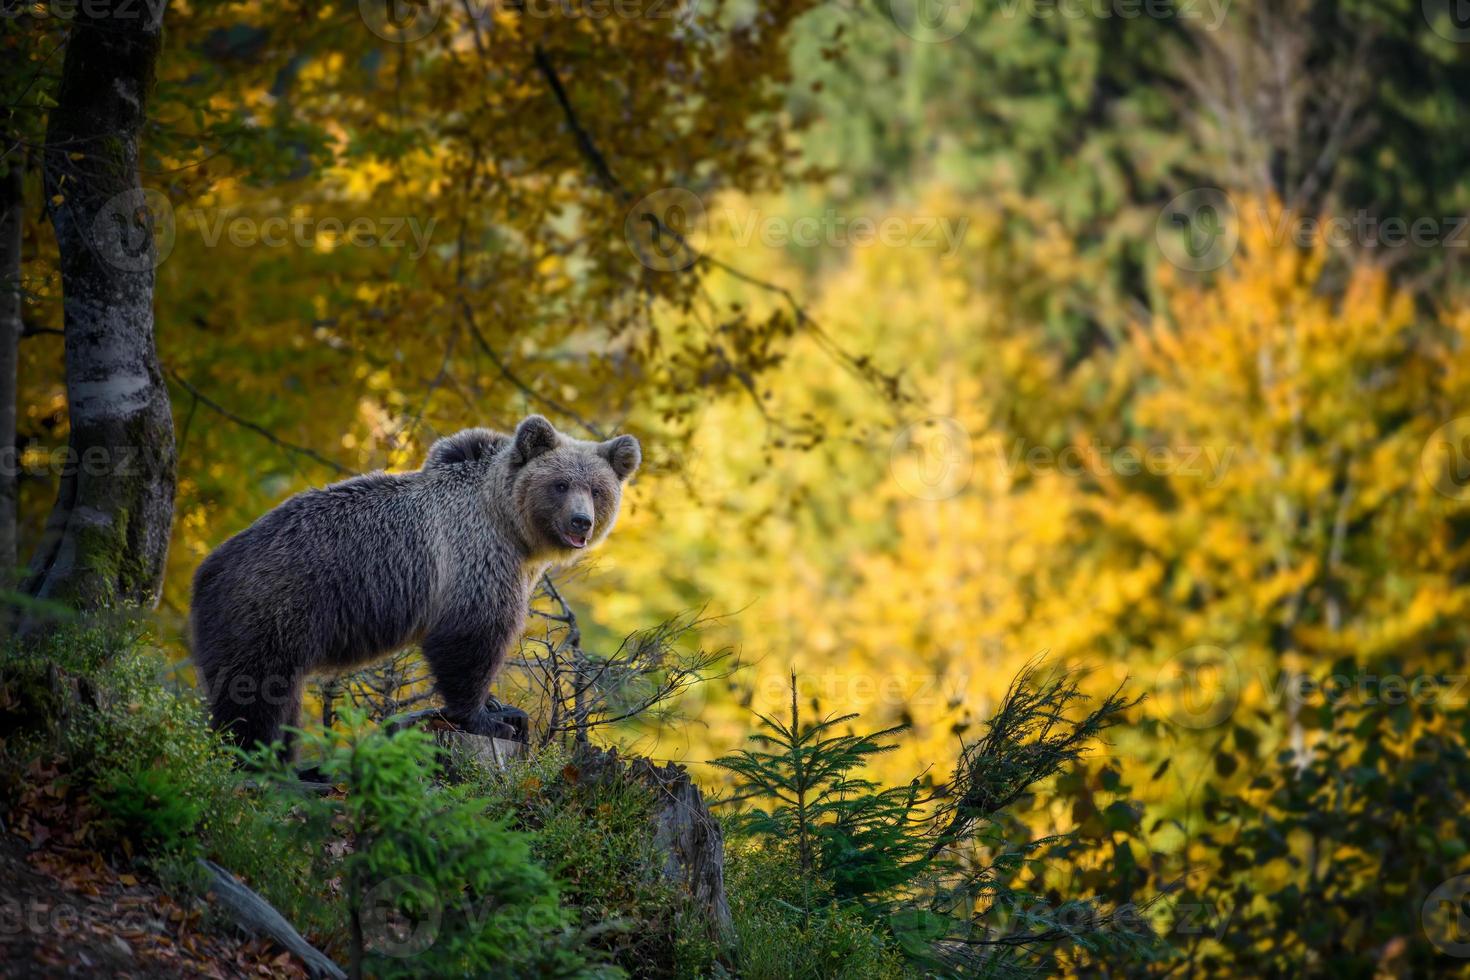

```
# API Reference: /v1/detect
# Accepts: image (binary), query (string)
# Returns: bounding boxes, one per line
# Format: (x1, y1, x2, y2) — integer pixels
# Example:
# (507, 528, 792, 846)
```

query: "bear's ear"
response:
(600, 434, 641, 481)
(512, 415, 558, 466)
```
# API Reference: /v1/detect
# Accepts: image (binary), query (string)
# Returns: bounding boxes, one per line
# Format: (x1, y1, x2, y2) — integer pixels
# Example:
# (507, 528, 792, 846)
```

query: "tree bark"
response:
(199, 859, 347, 979)
(23, 2, 176, 614)
(1, 166, 21, 620)
(573, 744, 734, 942)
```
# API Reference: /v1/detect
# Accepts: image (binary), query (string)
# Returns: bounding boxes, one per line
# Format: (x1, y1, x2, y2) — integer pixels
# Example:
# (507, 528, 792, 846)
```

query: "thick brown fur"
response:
(189, 415, 641, 754)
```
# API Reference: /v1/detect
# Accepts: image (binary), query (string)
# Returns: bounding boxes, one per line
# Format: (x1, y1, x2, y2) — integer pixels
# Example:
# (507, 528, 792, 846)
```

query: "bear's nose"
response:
(569, 513, 593, 534)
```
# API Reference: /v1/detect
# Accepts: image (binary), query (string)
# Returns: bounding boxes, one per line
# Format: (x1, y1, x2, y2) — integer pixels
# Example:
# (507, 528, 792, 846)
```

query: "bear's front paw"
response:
(483, 701, 530, 743)
(458, 702, 529, 743)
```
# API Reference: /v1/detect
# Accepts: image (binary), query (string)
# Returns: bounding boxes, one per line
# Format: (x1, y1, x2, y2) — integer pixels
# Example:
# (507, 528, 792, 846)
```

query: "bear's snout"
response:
(561, 510, 592, 549)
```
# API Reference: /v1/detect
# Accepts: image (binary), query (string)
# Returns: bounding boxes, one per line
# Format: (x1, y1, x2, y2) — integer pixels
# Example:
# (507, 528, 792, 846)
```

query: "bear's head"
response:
(506, 415, 641, 557)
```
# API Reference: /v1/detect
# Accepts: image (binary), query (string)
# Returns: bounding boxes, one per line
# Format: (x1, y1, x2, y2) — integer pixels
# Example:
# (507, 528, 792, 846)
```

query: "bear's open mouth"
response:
(561, 530, 588, 549)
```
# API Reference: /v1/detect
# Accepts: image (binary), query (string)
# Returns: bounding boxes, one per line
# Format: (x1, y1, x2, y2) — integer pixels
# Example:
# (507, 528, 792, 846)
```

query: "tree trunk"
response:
(23, 3, 176, 615)
(199, 859, 347, 979)
(1, 166, 21, 620)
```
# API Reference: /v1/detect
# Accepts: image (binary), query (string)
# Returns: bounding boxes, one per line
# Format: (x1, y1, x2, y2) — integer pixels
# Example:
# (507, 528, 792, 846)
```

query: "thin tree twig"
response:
(165, 369, 354, 476)
(456, 297, 607, 438)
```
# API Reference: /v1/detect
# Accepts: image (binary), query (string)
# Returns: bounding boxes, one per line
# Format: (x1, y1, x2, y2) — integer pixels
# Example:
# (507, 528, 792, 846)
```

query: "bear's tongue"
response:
(562, 530, 588, 549)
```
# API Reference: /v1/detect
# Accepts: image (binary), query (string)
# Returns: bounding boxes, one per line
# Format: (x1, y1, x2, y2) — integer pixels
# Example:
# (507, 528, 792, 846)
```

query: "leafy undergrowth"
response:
(0, 625, 726, 978)
(23, 620, 1420, 977)
(1, 760, 306, 978)
(0, 623, 1146, 979)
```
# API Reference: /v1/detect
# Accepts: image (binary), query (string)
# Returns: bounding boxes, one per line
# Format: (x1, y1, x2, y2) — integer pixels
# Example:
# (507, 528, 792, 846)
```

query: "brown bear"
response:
(189, 415, 640, 754)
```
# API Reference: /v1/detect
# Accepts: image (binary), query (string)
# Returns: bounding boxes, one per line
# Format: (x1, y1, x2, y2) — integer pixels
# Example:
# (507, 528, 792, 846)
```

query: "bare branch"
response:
(165, 369, 354, 477)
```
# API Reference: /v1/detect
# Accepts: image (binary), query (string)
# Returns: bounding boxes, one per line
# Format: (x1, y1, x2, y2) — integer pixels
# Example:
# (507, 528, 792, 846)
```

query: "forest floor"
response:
(0, 759, 308, 979)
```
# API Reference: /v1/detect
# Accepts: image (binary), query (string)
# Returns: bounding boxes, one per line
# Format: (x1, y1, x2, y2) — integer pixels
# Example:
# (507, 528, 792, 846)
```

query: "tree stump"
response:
(392, 714, 731, 940)
(573, 745, 733, 941)
(434, 730, 525, 775)
(389, 707, 526, 777)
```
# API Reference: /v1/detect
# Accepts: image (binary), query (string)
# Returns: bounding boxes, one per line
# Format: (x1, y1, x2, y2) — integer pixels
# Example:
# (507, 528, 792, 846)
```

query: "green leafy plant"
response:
(1138, 658, 1470, 979)
(716, 666, 1156, 976)
(724, 842, 907, 980)
(96, 765, 205, 853)
(473, 741, 720, 978)
(253, 710, 606, 979)
(714, 672, 927, 922)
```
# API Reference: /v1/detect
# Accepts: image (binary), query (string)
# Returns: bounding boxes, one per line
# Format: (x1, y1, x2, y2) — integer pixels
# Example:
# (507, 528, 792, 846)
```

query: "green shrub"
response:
(68, 637, 238, 854)
(478, 743, 719, 978)
(715, 669, 1151, 977)
(259, 711, 607, 978)
(96, 765, 205, 852)
(1141, 659, 1470, 979)
(1, 623, 326, 933)
(0, 623, 240, 859)
(726, 844, 906, 980)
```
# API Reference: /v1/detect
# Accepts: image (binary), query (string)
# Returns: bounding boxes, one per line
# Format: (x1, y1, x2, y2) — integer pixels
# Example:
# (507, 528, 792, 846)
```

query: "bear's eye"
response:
(555, 481, 570, 493)
(591, 487, 602, 499)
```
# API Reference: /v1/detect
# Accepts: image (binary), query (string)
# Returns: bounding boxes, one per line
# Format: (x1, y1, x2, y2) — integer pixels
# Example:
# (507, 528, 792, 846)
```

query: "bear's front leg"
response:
(422, 622, 528, 743)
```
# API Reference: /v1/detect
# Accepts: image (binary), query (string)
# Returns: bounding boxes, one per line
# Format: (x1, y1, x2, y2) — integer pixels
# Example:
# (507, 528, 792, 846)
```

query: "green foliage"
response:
(476, 743, 719, 978)
(253, 711, 602, 979)
(726, 845, 906, 980)
(1149, 659, 1470, 978)
(716, 668, 1155, 977)
(95, 765, 205, 853)
(64, 635, 234, 810)
(714, 673, 927, 918)
(0, 623, 236, 861)
(930, 668, 1142, 856)
(0, 623, 322, 914)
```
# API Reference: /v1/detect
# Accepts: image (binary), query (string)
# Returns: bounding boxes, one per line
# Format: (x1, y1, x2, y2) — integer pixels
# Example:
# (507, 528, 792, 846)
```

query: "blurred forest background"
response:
(8, 0, 1470, 974)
